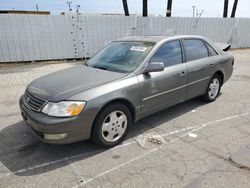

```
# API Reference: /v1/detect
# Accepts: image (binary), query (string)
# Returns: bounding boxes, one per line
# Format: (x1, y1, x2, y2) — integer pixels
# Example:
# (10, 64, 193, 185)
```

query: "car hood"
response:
(27, 65, 127, 102)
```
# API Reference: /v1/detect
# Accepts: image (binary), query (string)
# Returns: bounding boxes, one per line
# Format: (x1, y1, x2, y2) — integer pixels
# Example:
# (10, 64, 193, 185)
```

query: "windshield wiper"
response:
(93, 66, 107, 70)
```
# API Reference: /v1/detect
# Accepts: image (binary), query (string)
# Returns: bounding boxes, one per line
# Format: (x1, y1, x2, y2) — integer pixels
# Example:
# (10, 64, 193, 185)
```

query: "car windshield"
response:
(86, 41, 155, 73)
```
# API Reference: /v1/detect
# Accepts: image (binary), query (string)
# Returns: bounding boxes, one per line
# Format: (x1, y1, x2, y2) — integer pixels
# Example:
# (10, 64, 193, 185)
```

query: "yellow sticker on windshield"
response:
(130, 46, 147, 52)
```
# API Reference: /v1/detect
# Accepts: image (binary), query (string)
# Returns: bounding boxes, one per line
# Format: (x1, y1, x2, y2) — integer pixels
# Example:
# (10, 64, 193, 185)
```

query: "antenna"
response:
(193, 8, 204, 30)
(76, 4, 80, 14)
(196, 9, 204, 19)
(192, 5, 196, 18)
(66, 1, 72, 12)
(76, 4, 80, 22)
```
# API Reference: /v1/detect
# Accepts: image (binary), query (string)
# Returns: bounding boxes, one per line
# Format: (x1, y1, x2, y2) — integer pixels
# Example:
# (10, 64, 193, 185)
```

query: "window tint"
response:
(150, 40, 182, 67)
(205, 42, 218, 56)
(183, 39, 208, 61)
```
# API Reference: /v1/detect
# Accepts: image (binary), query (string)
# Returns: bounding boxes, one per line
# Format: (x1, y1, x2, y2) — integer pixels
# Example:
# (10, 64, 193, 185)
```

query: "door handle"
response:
(192, 67, 201, 72)
(180, 71, 186, 76)
(209, 64, 215, 68)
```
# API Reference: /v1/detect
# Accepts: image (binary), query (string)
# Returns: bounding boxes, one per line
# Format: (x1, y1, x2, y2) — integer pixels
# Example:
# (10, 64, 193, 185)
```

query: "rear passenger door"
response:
(182, 39, 217, 99)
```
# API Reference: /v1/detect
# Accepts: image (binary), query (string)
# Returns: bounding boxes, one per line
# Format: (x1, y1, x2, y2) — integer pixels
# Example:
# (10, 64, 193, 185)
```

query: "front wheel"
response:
(201, 74, 222, 102)
(91, 103, 132, 147)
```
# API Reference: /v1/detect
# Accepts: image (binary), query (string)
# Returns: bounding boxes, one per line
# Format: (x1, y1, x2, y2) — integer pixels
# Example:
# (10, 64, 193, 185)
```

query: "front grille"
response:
(23, 89, 47, 112)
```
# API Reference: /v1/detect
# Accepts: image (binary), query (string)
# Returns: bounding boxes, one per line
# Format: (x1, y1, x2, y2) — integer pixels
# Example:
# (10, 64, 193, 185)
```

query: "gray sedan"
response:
(19, 35, 234, 147)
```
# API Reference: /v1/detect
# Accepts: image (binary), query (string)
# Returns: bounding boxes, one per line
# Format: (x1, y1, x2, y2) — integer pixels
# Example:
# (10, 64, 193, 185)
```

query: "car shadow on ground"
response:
(0, 98, 206, 177)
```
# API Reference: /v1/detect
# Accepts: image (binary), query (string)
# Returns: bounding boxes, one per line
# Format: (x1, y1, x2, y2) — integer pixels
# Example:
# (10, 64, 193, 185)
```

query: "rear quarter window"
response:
(183, 39, 208, 61)
(204, 42, 218, 56)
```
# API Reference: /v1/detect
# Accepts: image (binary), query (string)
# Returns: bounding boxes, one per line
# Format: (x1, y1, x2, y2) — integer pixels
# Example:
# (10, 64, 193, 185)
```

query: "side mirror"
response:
(142, 62, 164, 74)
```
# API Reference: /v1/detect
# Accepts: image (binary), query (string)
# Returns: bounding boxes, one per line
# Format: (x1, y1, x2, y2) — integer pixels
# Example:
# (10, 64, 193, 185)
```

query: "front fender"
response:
(67, 75, 141, 122)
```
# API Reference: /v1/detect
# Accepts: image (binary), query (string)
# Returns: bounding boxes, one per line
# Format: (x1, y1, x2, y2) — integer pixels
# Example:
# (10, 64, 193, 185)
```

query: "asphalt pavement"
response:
(0, 50, 250, 188)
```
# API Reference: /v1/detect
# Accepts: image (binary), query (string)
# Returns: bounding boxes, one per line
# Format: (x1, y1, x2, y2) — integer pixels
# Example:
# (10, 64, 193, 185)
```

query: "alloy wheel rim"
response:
(208, 78, 220, 99)
(101, 110, 128, 142)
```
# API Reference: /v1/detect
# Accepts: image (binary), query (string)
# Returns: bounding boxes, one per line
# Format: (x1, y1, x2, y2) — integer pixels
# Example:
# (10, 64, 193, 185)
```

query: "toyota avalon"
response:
(19, 35, 234, 147)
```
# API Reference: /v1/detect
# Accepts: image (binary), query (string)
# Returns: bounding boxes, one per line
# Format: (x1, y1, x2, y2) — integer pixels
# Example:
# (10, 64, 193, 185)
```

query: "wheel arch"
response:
(91, 98, 137, 136)
(214, 70, 224, 85)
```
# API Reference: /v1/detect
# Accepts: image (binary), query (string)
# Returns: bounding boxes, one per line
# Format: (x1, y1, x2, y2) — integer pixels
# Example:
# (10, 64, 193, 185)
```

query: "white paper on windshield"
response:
(130, 46, 147, 52)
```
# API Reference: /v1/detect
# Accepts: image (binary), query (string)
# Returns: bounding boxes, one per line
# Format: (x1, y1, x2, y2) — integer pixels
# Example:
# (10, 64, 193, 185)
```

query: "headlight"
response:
(42, 101, 86, 117)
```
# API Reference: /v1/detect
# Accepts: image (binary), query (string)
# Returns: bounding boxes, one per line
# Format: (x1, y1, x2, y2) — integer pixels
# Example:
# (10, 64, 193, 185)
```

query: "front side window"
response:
(149, 40, 183, 67)
(86, 41, 155, 73)
(183, 39, 208, 61)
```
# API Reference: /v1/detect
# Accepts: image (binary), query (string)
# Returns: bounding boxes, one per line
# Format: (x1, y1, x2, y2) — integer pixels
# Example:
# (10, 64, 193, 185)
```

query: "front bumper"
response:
(19, 96, 94, 144)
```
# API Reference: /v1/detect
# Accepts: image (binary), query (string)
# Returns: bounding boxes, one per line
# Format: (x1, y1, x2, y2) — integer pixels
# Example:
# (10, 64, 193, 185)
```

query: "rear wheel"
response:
(201, 74, 222, 102)
(92, 103, 132, 147)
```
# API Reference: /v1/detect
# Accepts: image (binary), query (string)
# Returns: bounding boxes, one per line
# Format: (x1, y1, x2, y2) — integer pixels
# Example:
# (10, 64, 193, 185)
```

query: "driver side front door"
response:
(138, 40, 188, 118)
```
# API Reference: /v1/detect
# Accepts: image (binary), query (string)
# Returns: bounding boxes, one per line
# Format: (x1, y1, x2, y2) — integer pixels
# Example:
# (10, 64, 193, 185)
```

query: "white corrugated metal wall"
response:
(0, 14, 77, 62)
(0, 14, 250, 62)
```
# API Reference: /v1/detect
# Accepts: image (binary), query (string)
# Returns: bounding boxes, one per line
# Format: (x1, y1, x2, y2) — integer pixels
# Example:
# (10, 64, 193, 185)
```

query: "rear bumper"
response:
(19, 96, 94, 144)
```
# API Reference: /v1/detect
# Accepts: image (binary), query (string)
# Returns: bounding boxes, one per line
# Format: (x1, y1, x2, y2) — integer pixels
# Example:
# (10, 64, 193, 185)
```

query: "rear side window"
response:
(150, 40, 183, 67)
(183, 39, 208, 61)
(205, 42, 218, 56)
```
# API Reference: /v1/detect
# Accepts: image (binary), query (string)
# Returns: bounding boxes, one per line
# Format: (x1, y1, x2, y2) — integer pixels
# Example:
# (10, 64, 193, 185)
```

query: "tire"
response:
(91, 102, 132, 147)
(201, 74, 222, 102)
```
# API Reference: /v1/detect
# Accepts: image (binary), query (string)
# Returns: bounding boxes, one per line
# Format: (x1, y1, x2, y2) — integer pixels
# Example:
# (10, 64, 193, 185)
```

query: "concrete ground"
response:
(0, 50, 250, 188)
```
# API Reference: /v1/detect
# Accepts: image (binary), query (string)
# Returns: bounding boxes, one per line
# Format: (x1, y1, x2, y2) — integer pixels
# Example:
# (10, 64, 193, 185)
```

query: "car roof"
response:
(117, 35, 207, 43)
